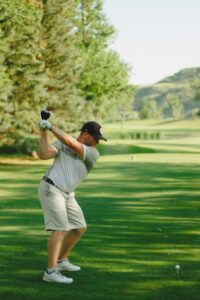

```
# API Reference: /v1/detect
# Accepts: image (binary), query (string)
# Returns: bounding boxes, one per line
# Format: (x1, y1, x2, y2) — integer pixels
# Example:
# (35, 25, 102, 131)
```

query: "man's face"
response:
(84, 132, 99, 146)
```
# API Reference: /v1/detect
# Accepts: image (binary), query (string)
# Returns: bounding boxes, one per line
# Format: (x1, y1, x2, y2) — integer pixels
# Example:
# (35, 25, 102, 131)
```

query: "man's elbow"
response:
(37, 150, 48, 160)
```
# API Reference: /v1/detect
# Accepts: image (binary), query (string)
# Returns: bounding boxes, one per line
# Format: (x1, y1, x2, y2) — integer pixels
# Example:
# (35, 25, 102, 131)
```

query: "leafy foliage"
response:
(0, 0, 44, 141)
(192, 79, 200, 101)
(191, 79, 200, 117)
(166, 93, 184, 119)
(75, 0, 134, 121)
(139, 98, 162, 119)
(0, 0, 134, 151)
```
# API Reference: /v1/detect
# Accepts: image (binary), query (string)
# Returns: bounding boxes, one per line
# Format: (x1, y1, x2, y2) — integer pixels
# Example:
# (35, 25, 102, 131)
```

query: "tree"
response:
(40, 0, 85, 131)
(191, 79, 200, 117)
(139, 98, 162, 119)
(0, 0, 84, 142)
(0, 0, 134, 152)
(166, 93, 183, 119)
(192, 79, 200, 101)
(75, 0, 134, 121)
(118, 94, 135, 129)
(0, 0, 45, 143)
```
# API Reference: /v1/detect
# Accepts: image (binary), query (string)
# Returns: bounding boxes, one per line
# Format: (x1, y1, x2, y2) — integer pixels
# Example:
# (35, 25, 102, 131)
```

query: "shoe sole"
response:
(57, 267, 81, 272)
(43, 277, 73, 284)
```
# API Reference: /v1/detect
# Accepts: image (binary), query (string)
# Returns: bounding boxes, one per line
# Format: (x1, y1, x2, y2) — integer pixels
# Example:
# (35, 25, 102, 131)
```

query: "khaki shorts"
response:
(38, 180, 87, 231)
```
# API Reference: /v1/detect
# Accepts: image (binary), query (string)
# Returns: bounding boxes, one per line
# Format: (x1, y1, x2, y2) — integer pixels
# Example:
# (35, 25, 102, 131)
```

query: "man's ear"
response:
(84, 132, 89, 137)
(80, 131, 88, 139)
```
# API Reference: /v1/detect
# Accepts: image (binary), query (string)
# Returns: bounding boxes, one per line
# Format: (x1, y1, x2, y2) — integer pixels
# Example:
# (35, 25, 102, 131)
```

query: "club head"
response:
(41, 109, 51, 120)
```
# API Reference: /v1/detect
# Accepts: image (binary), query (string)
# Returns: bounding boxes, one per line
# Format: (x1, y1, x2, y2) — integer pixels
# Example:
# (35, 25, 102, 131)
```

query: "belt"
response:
(43, 176, 57, 187)
(42, 176, 69, 194)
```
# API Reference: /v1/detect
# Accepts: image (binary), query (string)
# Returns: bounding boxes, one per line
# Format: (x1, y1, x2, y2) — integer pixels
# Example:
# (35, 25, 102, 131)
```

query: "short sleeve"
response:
(50, 140, 63, 154)
(83, 145, 99, 172)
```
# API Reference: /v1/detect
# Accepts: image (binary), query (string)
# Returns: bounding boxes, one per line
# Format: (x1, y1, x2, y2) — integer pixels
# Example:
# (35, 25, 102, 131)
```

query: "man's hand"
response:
(39, 120, 52, 130)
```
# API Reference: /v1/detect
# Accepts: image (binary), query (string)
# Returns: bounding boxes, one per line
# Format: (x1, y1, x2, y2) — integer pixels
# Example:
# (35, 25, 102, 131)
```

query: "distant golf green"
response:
(0, 120, 200, 300)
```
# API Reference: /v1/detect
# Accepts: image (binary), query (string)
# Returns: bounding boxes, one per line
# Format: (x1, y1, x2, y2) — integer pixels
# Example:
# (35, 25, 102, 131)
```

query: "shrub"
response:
(0, 137, 39, 156)
(20, 138, 39, 155)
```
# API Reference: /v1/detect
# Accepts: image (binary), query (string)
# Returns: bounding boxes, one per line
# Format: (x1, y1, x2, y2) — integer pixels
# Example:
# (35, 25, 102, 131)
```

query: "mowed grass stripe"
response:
(0, 152, 200, 300)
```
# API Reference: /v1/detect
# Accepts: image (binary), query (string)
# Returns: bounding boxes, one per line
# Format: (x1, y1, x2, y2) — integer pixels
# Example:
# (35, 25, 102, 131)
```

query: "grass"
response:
(104, 119, 200, 140)
(0, 119, 200, 300)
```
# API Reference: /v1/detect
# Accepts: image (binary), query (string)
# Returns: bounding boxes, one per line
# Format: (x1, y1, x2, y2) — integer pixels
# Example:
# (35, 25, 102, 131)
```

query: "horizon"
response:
(136, 65, 200, 87)
(104, 0, 200, 85)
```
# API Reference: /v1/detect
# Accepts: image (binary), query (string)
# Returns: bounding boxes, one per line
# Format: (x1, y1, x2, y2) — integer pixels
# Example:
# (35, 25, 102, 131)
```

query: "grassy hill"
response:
(134, 67, 200, 118)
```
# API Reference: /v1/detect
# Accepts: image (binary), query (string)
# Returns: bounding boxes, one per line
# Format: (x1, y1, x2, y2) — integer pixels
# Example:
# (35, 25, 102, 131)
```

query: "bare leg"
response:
(58, 227, 87, 260)
(48, 230, 66, 268)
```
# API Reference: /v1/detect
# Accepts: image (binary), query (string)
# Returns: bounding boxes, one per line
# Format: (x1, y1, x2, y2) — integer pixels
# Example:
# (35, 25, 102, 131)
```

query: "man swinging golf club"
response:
(38, 110, 107, 284)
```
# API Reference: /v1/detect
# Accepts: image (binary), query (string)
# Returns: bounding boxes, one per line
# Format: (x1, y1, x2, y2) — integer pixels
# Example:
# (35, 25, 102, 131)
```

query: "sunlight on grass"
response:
(98, 153, 200, 164)
(0, 120, 200, 300)
(104, 119, 200, 131)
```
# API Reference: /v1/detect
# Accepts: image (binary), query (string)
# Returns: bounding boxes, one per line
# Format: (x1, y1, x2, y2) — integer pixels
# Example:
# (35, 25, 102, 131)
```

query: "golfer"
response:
(38, 117, 107, 284)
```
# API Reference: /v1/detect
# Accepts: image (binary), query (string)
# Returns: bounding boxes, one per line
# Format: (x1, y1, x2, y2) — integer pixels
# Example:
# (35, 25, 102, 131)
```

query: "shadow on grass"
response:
(0, 161, 200, 300)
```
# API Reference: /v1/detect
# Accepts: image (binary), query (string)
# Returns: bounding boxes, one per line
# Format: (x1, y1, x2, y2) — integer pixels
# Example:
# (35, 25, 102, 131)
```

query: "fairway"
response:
(0, 120, 200, 300)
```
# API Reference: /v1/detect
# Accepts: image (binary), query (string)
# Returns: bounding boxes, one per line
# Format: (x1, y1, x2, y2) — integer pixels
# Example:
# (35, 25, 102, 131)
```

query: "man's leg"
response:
(43, 230, 73, 284)
(58, 227, 87, 260)
(48, 230, 66, 268)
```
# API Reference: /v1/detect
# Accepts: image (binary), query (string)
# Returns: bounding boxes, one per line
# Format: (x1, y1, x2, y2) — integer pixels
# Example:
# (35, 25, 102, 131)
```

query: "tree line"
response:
(0, 0, 134, 150)
(139, 94, 184, 120)
(139, 90, 200, 120)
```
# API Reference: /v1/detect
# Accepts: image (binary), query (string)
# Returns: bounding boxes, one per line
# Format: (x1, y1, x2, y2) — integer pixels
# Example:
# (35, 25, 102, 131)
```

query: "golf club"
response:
(41, 109, 51, 120)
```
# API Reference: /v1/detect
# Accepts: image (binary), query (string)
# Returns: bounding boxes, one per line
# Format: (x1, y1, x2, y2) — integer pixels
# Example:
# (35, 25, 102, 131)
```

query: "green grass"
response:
(0, 119, 200, 300)
(104, 119, 200, 140)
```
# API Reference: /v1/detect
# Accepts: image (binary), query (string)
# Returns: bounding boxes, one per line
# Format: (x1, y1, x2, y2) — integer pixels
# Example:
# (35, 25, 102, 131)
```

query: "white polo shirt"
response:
(44, 140, 99, 193)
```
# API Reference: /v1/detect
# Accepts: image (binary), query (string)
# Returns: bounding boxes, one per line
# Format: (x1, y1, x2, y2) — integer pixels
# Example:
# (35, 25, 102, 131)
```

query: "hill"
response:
(134, 67, 200, 118)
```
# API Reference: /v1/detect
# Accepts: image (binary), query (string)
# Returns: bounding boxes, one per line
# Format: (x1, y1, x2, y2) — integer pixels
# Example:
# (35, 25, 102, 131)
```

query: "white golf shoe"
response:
(43, 270, 73, 284)
(57, 259, 81, 271)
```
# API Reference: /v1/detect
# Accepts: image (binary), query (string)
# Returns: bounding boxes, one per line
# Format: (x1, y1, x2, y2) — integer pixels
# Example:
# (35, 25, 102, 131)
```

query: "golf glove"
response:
(39, 120, 52, 130)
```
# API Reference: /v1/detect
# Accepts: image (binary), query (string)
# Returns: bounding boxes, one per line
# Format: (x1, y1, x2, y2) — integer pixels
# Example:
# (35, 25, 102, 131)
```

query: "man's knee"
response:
(52, 230, 66, 237)
(72, 226, 87, 236)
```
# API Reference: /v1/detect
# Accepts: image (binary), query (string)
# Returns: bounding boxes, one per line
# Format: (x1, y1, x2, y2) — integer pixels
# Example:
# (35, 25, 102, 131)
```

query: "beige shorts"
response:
(38, 180, 87, 231)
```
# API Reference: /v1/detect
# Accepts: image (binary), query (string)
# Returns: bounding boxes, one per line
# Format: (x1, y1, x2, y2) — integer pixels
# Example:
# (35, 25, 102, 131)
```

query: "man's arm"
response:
(50, 126, 84, 159)
(38, 129, 58, 160)
(38, 119, 84, 159)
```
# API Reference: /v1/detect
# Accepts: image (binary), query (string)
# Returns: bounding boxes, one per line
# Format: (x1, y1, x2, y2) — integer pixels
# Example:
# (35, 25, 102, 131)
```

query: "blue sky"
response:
(103, 0, 200, 85)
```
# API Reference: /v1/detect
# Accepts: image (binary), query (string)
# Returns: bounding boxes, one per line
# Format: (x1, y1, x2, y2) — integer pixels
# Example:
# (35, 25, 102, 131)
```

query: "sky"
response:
(103, 0, 200, 85)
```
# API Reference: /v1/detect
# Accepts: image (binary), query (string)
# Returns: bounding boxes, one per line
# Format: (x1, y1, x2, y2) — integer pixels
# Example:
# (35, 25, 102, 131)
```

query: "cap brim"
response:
(100, 136, 108, 141)
(95, 135, 108, 141)
(82, 130, 108, 141)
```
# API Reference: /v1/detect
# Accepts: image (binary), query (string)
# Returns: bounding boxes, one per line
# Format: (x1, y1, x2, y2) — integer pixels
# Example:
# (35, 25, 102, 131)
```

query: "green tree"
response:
(118, 93, 135, 129)
(40, 0, 84, 131)
(139, 98, 162, 119)
(0, 0, 83, 142)
(0, 0, 45, 143)
(166, 93, 183, 119)
(191, 79, 200, 116)
(192, 79, 200, 101)
(75, 0, 134, 121)
(0, 0, 134, 151)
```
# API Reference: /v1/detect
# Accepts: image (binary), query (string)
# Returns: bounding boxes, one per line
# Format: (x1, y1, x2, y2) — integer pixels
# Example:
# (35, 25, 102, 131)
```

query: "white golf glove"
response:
(39, 119, 52, 130)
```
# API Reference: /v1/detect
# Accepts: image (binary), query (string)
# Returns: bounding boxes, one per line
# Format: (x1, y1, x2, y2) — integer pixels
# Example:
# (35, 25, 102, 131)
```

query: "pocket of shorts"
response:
(39, 181, 51, 197)
(48, 183, 59, 193)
